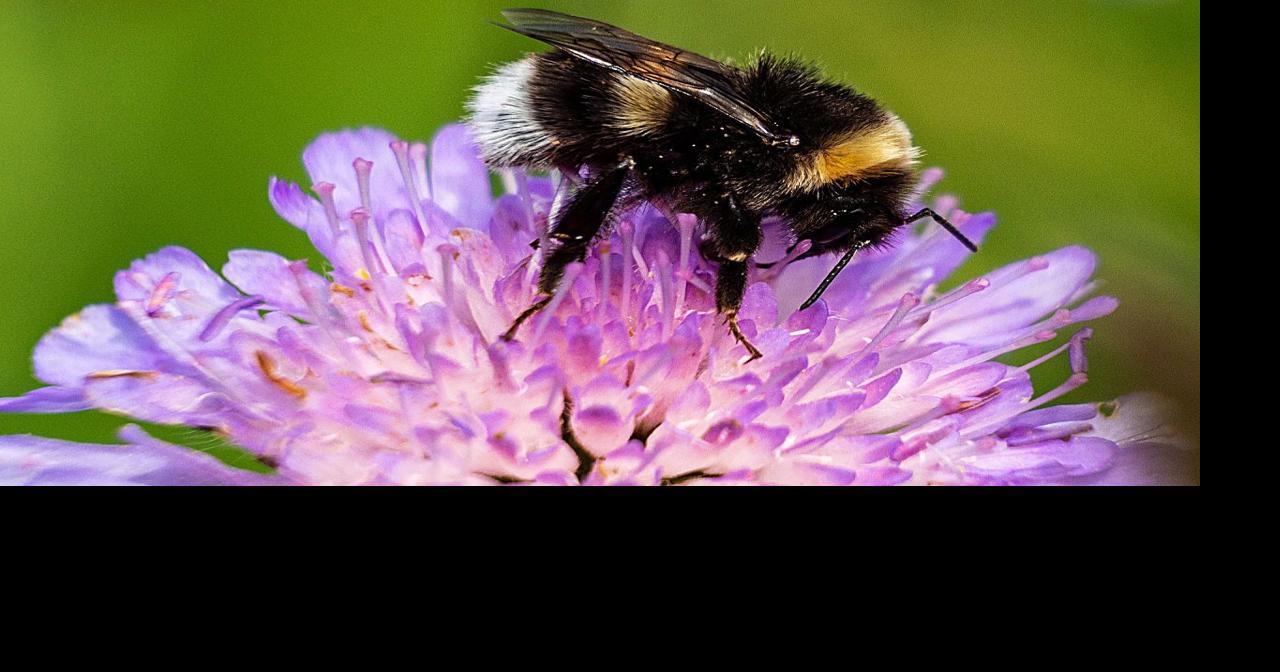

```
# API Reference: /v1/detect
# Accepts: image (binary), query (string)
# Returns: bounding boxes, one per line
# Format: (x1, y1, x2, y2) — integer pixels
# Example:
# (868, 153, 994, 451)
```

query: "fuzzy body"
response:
(467, 7, 941, 357)
(467, 50, 920, 260)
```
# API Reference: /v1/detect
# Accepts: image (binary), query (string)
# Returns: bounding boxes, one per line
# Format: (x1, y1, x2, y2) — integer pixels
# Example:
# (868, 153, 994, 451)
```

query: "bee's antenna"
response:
(905, 208, 978, 252)
(798, 242, 866, 311)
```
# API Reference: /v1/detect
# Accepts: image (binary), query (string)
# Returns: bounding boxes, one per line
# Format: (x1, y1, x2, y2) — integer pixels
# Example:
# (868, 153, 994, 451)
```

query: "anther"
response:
(145, 272, 180, 317)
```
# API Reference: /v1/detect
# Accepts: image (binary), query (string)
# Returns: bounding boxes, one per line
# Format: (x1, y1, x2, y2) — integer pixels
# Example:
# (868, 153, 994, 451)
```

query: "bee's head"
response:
(773, 170, 919, 253)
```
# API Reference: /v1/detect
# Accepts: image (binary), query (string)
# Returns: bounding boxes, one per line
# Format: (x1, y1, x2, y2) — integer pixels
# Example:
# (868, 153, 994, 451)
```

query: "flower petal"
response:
(0, 426, 279, 486)
(222, 250, 323, 317)
(268, 177, 320, 231)
(0, 386, 90, 413)
(429, 124, 493, 229)
(922, 245, 1098, 344)
(33, 304, 167, 388)
(302, 127, 408, 216)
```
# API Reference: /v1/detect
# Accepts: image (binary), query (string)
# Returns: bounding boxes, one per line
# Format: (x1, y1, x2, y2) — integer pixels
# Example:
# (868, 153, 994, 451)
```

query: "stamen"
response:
(199, 295, 265, 342)
(1069, 328, 1091, 373)
(619, 219, 634, 328)
(436, 243, 459, 340)
(656, 251, 675, 340)
(1026, 372, 1089, 410)
(352, 158, 374, 213)
(857, 293, 920, 359)
(390, 141, 429, 235)
(934, 329, 1058, 380)
(960, 330, 1094, 439)
(1017, 328, 1093, 374)
(409, 142, 430, 200)
(674, 213, 695, 318)
(533, 261, 583, 343)
(311, 182, 341, 237)
(906, 260, 1061, 352)
(345, 160, 398, 278)
(906, 277, 989, 320)
(597, 241, 612, 322)
(145, 272, 180, 317)
(631, 215, 655, 279)
(350, 208, 396, 317)
(349, 208, 381, 277)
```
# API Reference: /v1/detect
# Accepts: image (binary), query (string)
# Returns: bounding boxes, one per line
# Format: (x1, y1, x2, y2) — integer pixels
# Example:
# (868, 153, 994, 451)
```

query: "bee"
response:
(467, 9, 976, 361)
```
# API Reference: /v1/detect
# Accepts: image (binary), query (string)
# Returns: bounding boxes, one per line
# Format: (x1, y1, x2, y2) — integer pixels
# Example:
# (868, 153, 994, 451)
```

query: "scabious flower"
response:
(0, 125, 1192, 485)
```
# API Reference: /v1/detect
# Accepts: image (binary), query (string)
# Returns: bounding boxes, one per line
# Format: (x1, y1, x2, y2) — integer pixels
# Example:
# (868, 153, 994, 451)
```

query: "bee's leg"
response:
(706, 192, 764, 362)
(717, 260, 763, 362)
(502, 162, 630, 341)
(502, 295, 553, 341)
(797, 242, 863, 312)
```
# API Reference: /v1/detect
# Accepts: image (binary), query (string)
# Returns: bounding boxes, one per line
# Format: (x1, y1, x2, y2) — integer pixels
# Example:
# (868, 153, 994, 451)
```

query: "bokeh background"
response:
(0, 1, 1200, 454)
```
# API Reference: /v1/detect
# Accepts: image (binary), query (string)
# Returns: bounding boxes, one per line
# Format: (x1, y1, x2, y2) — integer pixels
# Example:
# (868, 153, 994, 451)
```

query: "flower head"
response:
(0, 125, 1191, 485)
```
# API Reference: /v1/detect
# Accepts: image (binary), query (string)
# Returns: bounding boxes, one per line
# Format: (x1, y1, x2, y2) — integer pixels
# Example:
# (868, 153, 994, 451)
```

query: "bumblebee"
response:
(467, 9, 976, 361)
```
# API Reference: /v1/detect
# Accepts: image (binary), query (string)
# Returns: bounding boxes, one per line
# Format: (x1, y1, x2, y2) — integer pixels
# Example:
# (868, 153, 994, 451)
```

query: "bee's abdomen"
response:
(467, 53, 677, 169)
(465, 56, 561, 167)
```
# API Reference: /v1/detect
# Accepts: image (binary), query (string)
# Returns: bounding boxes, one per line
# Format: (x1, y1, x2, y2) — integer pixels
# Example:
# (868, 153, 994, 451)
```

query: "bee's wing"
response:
(499, 9, 791, 144)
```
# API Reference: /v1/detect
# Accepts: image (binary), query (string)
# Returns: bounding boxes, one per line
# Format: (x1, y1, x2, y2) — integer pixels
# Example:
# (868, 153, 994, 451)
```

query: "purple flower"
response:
(0, 125, 1193, 485)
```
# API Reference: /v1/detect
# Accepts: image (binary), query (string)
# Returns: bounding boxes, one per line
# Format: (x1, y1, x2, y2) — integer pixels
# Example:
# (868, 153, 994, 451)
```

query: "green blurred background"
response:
(0, 1, 1199, 447)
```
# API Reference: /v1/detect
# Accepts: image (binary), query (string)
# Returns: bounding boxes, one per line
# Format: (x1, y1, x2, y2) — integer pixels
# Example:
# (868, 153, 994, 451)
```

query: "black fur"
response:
(473, 13, 931, 355)
(509, 49, 918, 265)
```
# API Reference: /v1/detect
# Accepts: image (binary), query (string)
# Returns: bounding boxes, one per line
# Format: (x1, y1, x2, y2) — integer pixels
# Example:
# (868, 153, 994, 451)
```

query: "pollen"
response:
(255, 351, 307, 400)
(86, 370, 157, 380)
